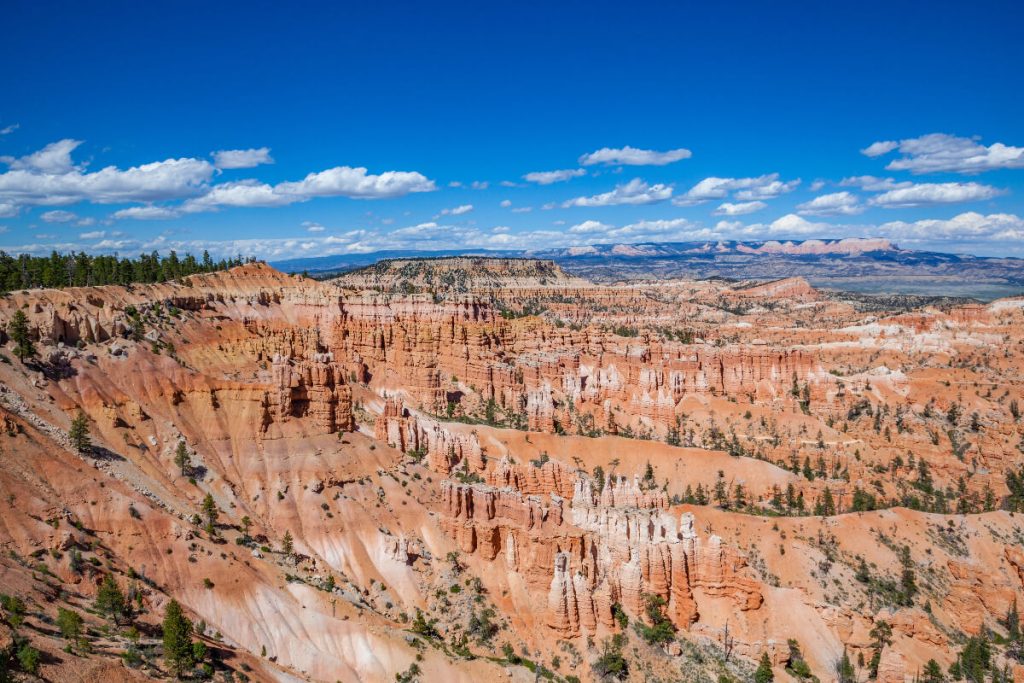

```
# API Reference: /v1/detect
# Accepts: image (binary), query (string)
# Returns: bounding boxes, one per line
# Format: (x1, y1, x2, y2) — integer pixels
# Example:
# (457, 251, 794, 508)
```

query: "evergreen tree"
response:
(162, 599, 195, 677)
(0, 249, 247, 291)
(836, 648, 856, 683)
(56, 608, 84, 649)
(174, 440, 191, 477)
(68, 411, 91, 453)
(201, 493, 218, 533)
(922, 658, 945, 683)
(7, 310, 35, 361)
(868, 621, 893, 679)
(94, 574, 127, 623)
(282, 530, 294, 557)
(754, 651, 774, 683)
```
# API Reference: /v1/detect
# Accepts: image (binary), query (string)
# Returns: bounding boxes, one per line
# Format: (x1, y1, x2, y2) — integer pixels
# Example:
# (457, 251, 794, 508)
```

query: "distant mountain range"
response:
(270, 238, 1024, 299)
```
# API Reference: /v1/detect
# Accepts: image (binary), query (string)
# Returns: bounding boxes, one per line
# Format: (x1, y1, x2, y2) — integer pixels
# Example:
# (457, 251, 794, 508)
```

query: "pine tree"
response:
(868, 620, 893, 679)
(174, 440, 191, 477)
(7, 309, 35, 361)
(1006, 599, 1022, 662)
(836, 648, 856, 683)
(56, 608, 84, 649)
(162, 599, 195, 677)
(201, 493, 218, 532)
(754, 651, 774, 682)
(282, 530, 294, 557)
(68, 411, 91, 453)
(922, 658, 945, 683)
(94, 573, 127, 623)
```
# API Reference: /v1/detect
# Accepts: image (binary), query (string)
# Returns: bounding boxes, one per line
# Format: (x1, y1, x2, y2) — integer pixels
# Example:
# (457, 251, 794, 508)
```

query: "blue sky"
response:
(2, 0, 1023, 259)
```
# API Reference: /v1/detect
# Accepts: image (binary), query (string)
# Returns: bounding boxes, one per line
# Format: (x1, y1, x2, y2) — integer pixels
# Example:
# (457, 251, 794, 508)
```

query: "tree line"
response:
(0, 250, 251, 293)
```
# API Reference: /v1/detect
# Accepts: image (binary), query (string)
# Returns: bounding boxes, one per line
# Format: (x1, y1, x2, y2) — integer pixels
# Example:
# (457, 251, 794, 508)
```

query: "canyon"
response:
(2, 257, 1024, 682)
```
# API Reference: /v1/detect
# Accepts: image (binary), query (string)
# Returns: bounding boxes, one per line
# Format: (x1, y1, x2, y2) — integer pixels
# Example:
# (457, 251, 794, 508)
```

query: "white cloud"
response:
(735, 179, 802, 200)
(0, 141, 214, 207)
(579, 145, 691, 167)
(1, 138, 83, 174)
(182, 180, 290, 210)
(0, 139, 434, 219)
(112, 205, 181, 220)
(796, 191, 863, 216)
(714, 201, 766, 216)
(303, 221, 326, 232)
(212, 147, 274, 169)
(809, 180, 826, 192)
(438, 204, 473, 216)
(563, 178, 673, 207)
(276, 166, 436, 200)
(861, 140, 899, 157)
(862, 133, 1024, 174)
(499, 199, 512, 208)
(80, 230, 107, 239)
(523, 168, 586, 184)
(839, 176, 912, 191)
(41, 209, 80, 223)
(568, 220, 613, 234)
(674, 173, 799, 205)
(183, 166, 435, 212)
(762, 214, 829, 236)
(511, 206, 533, 213)
(0, 124, 19, 136)
(869, 182, 1002, 208)
(876, 212, 1024, 242)
(470, 181, 489, 190)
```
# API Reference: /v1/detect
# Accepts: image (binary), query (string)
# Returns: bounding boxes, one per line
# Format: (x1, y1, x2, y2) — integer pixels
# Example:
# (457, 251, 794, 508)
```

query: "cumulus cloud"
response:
(861, 140, 899, 157)
(41, 209, 80, 223)
(868, 182, 1002, 208)
(79, 230, 107, 239)
(578, 146, 692, 167)
(673, 173, 799, 205)
(438, 204, 473, 216)
(796, 192, 863, 216)
(714, 201, 766, 216)
(303, 221, 326, 232)
(212, 147, 274, 169)
(563, 178, 673, 207)
(0, 138, 435, 221)
(500, 199, 512, 208)
(876, 212, 1024, 242)
(112, 205, 181, 220)
(0, 124, 19, 136)
(523, 168, 586, 184)
(759, 214, 829, 236)
(1, 139, 83, 174)
(183, 166, 435, 212)
(862, 133, 1024, 174)
(276, 166, 436, 200)
(0, 141, 215, 207)
(839, 176, 912, 191)
(568, 220, 613, 234)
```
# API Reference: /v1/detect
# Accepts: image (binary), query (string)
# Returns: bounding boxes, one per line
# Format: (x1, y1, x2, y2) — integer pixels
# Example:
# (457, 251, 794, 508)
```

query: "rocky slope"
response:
(1, 260, 1024, 682)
